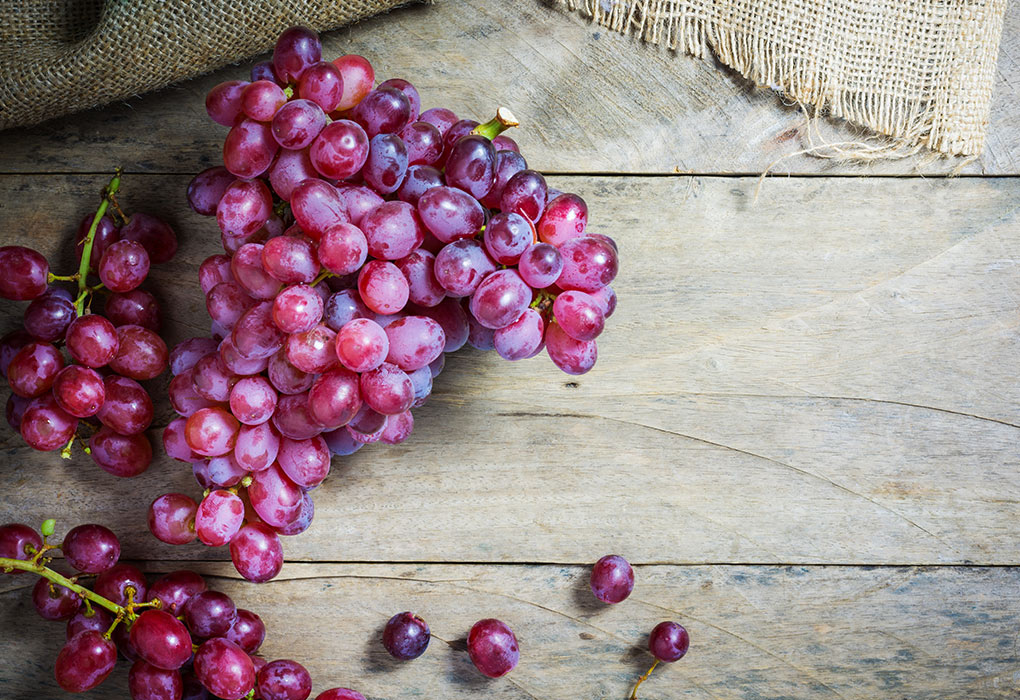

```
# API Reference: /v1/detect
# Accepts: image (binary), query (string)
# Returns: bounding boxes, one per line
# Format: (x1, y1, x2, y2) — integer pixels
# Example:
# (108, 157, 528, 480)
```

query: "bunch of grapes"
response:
(0, 172, 175, 477)
(150, 25, 620, 582)
(0, 519, 371, 700)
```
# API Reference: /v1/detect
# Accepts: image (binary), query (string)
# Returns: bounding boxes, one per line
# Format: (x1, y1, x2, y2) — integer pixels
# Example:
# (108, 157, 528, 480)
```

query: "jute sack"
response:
(563, 0, 1007, 158)
(0, 0, 409, 131)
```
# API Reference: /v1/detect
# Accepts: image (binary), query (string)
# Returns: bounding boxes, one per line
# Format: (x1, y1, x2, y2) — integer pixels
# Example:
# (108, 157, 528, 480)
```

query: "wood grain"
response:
(0, 174, 1016, 566)
(1, 562, 1018, 699)
(0, 0, 1016, 176)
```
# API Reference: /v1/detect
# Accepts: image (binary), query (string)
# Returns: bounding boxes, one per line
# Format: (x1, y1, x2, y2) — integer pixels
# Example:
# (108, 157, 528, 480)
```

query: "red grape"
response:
(257, 658, 312, 700)
(65, 314, 120, 371)
(382, 611, 430, 660)
(89, 427, 152, 477)
(230, 523, 284, 583)
(62, 524, 120, 574)
(7, 341, 64, 398)
(185, 407, 241, 457)
(648, 621, 690, 662)
(121, 213, 178, 264)
(129, 659, 184, 700)
(149, 493, 199, 545)
(590, 554, 634, 604)
(131, 609, 194, 670)
(94, 562, 148, 606)
(0, 246, 49, 300)
(21, 394, 77, 451)
(467, 618, 519, 678)
(99, 240, 150, 293)
(55, 629, 117, 692)
(52, 364, 105, 417)
(32, 578, 81, 620)
(331, 54, 374, 111)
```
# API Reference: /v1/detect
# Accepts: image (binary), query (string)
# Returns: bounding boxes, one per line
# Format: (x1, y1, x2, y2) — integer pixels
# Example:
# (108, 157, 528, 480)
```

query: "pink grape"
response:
(234, 421, 280, 472)
(518, 242, 563, 289)
(192, 352, 239, 402)
(357, 260, 409, 315)
(206, 80, 248, 126)
(290, 179, 349, 240)
(109, 324, 168, 380)
(199, 255, 234, 295)
(89, 427, 152, 477)
(223, 118, 278, 179)
(147, 570, 207, 615)
(378, 78, 420, 121)
(347, 404, 387, 443)
(331, 54, 374, 111)
(469, 269, 532, 330)
(433, 239, 496, 297)
(185, 590, 238, 638)
(120, 212, 178, 264)
(272, 99, 326, 150)
(230, 523, 284, 583)
(285, 324, 337, 373)
(205, 453, 246, 487)
(97, 374, 153, 434)
(185, 407, 240, 457)
(440, 119, 478, 161)
(217, 179, 273, 238)
(194, 638, 256, 700)
(397, 164, 443, 205)
(500, 169, 547, 222)
(132, 609, 194, 670)
(493, 307, 544, 361)
(467, 619, 519, 678)
(248, 463, 303, 527)
(267, 350, 314, 395)
(129, 659, 183, 700)
(62, 524, 120, 574)
(149, 493, 198, 545)
(52, 365, 105, 417)
(414, 298, 468, 353)
(262, 235, 319, 284)
(168, 369, 218, 417)
(399, 120, 443, 165)
(105, 289, 161, 330)
(8, 341, 63, 397)
(545, 323, 597, 375)
(99, 239, 149, 293)
(64, 315, 119, 368)
(363, 133, 408, 194)
(335, 318, 387, 372)
(323, 426, 362, 456)
(221, 336, 271, 375)
(225, 609, 266, 653)
(298, 61, 343, 112)
(379, 409, 413, 444)
(592, 285, 617, 317)
(307, 367, 361, 427)
(24, 292, 76, 341)
(251, 60, 280, 83)
(75, 212, 121, 268)
(0, 246, 48, 300)
(309, 120, 370, 180)
(556, 235, 619, 292)
(649, 621, 690, 662)
(467, 312, 496, 351)
(228, 375, 278, 425)
(360, 362, 413, 415)
(484, 212, 534, 265)
(316, 690, 366, 700)
(242, 80, 287, 121)
(94, 562, 147, 606)
(232, 243, 280, 299)
(417, 186, 485, 244)
(323, 289, 369, 330)
(196, 489, 245, 546)
(395, 249, 445, 307)
(273, 26, 321, 83)
(351, 87, 411, 137)
(21, 394, 77, 451)
(272, 391, 324, 439)
(538, 193, 589, 245)
(335, 184, 384, 227)
(419, 107, 458, 135)
(163, 417, 199, 462)
(361, 200, 424, 260)
(590, 554, 634, 604)
(553, 290, 605, 341)
(318, 223, 368, 276)
(384, 315, 445, 371)
(493, 134, 519, 152)
(277, 490, 316, 535)
(268, 147, 320, 201)
(278, 435, 330, 487)
(0, 329, 32, 377)
(188, 166, 235, 216)
(257, 658, 312, 700)
(233, 302, 285, 359)
(445, 134, 496, 199)
(32, 578, 82, 620)
(207, 282, 255, 331)
(55, 630, 117, 692)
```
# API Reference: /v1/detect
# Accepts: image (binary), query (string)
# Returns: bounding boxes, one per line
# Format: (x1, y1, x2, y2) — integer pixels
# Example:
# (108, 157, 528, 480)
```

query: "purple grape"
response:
(590, 554, 634, 604)
(382, 612, 430, 660)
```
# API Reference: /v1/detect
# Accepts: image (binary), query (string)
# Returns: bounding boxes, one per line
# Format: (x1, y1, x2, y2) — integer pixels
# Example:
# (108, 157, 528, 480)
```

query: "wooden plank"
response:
(0, 0, 1017, 176)
(0, 173, 1016, 565)
(1, 562, 1018, 699)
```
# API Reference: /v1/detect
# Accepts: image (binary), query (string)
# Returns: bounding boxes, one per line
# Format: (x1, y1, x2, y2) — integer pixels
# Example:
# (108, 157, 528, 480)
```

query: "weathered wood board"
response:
(1, 562, 1018, 699)
(0, 174, 1016, 567)
(0, 0, 1016, 176)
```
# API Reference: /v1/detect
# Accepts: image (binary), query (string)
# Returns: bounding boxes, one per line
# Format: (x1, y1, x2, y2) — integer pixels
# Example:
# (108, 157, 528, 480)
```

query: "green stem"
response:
(628, 659, 659, 700)
(47, 273, 78, 283)
(75, 169, 123, 316)
(0, 556, 125, 618)
(471, 107, 519, 141)
(311, 269, 335, 287)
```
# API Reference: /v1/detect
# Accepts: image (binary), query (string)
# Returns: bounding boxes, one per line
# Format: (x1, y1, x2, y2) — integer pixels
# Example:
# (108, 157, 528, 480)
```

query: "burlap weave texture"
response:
(0, 0, 407, 131)
(565, 0, 1007, 157)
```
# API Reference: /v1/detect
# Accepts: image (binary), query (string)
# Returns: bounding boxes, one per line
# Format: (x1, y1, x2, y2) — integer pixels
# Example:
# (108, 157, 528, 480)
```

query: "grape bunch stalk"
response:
(0, 519, 369, 700)
(0, 171, 175, 476)
(151, 25, 620, 582)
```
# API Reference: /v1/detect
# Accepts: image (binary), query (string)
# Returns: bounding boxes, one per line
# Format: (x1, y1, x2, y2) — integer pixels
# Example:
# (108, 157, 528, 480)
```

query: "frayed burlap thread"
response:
(0, 0, 411, 131)
(564, 0, 1006, 157)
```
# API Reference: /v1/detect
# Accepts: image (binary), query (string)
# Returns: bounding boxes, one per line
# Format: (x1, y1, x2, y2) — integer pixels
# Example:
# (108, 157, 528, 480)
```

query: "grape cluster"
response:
(0, 520, 367, 700)
(0, 174, 174, 476)
(150, 25, 620, 582)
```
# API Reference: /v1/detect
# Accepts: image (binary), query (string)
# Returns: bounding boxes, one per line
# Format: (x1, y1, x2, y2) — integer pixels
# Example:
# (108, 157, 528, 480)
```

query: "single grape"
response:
(0, 246, 48, 300)
(131, 609, 194, 670)
(206, 80, 248, 126)
(467, 312, 496, 351)
(359, 363, 413, 415)
(415, 297, 469, 352)
(168, 369, 218, 417)
(306, 367, 362, 428)
(226, 609, 266, 654)
(590, 554, 634, 604)
(232, 244, 281, 300)
(290, 179, 349, 240)
(357, 260, 409, 315)
(469, 269, 532, 330)
(205, 453, 247, 487)
(331, 54, 374, 111)
(24, 292, 76, 341)
(262, 236, 320, 285)
(467, 618, 519, 678)
(52, 365, 105, 417)
(234, 420, 281, 473)
(417, 186, 485, 244)
(20, 394, 78, 451)
(309, 120, 370, 180)
(298, 61, 343, 112)
(347, 404, 387, 444)
(538, 192, 588, 246)
(271, 99, 326, 151)
(382, 612, 430, 661)
(188, 166, 236, 216)
(378, 78, 420, 122)
(223, 119, 279, 179)
(399, 120, 443, 166)
(75, 212, 121, 268)
(269, 147, 320, 201)
(419, 107, 458, 135)
(267, 350, 314, 395)
(185, 590, 238, 638)
(147, 570, 207, 615)
(322, 426, 363, 456)
(351, 87, 411, 137)
(242, 80, 287, 122)
(518, 242, 563, 289)
(317, 223, 368, 277)
(199, 256, 234, 296)
(233, 302, 285, 360)
(273, 26, 321, 83)
(395, 249, 445, 307)
(648, 621, 690, 662)
(0, 523, 42, 569)
(195, 489, 245, 546)
(207, 282, 255, 331)
(89, 427, 152, 477)
(335, 184, 384, 227)
(66, 607, 113, 641)
(433, 239, 497, 297)
(545, 323, 598, 375)
(148, 493, 198, 545)
(217, 179, 273, 238)
(384, 315, 445, 371)
(556, 236, 619, 292)
(185, 407, 241, 457)
(445, 134, 496, 199)
(129, 659, 184, 700)
(121, 212, 178, 264)
(230, 522, 284, 583)
(397, 164, 443, 205)
(484, 211, 534, 265)
(553, 290, 605, 341)
(32, 578, 82, 620)
(55, 629, 117, 692)
(94, 562, 148, 607)
(379, 409, 413, 444)
(363, 133, 409, 194)
(492, 134, 519, 152)
(493, 307, 544, 361)
(272, 391, 325, 440)
(285, 324, 338, 374)
(248, 463, 303, 527)
(0, 329, 33, 378)
(361, 200, 424, 260)
(257, 659, 312, 700)
(316, 690, 366, 700)
(96, 374, 153, 435)
(106, 289, 161, 331)
(62, 524, 120, 574)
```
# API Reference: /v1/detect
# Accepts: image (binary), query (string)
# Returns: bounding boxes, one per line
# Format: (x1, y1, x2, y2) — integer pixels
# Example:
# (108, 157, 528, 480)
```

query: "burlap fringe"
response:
(564, 0, 1005, 161)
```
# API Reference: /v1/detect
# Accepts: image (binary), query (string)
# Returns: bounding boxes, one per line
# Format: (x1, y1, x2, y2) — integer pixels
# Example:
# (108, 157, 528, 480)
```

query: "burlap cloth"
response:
(565, 0, 1007, 158)
(0, 1, 408, 131)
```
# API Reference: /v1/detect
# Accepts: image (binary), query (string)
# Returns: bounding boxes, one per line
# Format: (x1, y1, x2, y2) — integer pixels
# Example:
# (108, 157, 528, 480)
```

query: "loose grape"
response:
(590, 554, 635, 604)
(648, 621, 690, 662)
(382, 612, 430, 660)
(148, 493, 199, 545)
(467, 618, 519, 678)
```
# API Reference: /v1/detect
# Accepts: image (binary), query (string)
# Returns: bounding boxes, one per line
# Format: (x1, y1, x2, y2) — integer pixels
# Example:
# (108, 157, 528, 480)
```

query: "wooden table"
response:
(2, 2, 1018, 698)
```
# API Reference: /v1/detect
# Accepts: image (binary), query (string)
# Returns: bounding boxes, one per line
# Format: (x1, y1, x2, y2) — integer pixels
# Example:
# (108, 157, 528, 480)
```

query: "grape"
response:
(0, 246, 48, 301)
(591, 286, 617, 318)
(232, 244, 281, 300)
(208, 282, 255, 331)
(361, 200, 424, 260)
(221, 336, 270, 376)
(553, 290, 605, 341)
(129, 659, 184, 700)
(99, 240, 150, 293)
(131, 609, 194, 671)
(272, 391, 324, 439)
(66, 607, 113, 641)
(90, 427, 152, 477)
(269, 103, 324, 155)
(545, 323, 597, 375)
(399, 121, 443, 166)
(163, 418, 199, 463)
(445, 135, 496, 199)
(440, 119, 479, 161)
(493, 308, 544, 361)
(97, 374, 153, 435)
(469, 269, 532, 329)
(384, 316, 445, 371)
(331, 54, 374, 111)
(224, 119, 278, 179)
(322, 289, 369, 331)
(217, 179, 273, 238)
(285, 324, 338, 373)
(147, 570, 207, 615)
(492, 134, 519, 152)
(307, 367, 361, 427)
(181, 672, 210, 700)
(381, 611, 430, 661)
(263, 236, 320, 286)
(379, 409, 413, 444)
(247, 463, 303, 527)
(500, 169, 547, 222)
(347, 404, 387, 443)
(648, 621, 690, 662)
(351, 88, 411, 137)
(242, 80, 287, 121)
(230, 523, 284, 583)
(467, 619, 519, 678)
(32, 578, 81, 620)
(417, 186, 485, 244)
(199, 256, 234, 296)
(590, 554, 634, 604)
(588, 232, 618, 252)
(481, 149, 526, 209)
(24, 292, 76, 341)
(185, 407, 241, 457)
(149, 493, 198, 545)
(298, 61, 343, 112)
(0, 329, 33, 378)
(433, 239, 496, 297)
(227, 375, 277, 425)
(397, 164, 443, 205)
(233, 302, 285, 359)
(273, 26, 321, 83)
(106, 289, 161, 330)
(322, 426, 363, 456)
(484, 212, 534, 265)
(267, 350, 314, 394)
(309, 120, 370, 180)
(233, 421, 280, 472)
(466, 313, 495, 351)
(518, 242, 563, 289)
(278, 435, 330, 487)
(62, 524, 120, 574)
(226, 609, 266, 654)
(316, 690, 366, 700)
(317, 223, 368, 277)
(196, 489, 245, 546)
(121, 213, 178, 264)
(188, 166, 236, 216)
(419, 107, 458, 135)
(206, 453, 247, 487)
(21, 394, 77, 451)
(335, 318, 388, 372)
(359, 363, 413, 415)
(6, 393, 30, 431)
(192, 352, 239, 402)
(556, 235, 618, 292)
(395, 249, 445, 307)
(363, 133, 408, 194)
(335, 184, 384, 227)
(52, 365, 105, 417)
(75, 212, 121, 268)
(357, 260, 409, 315)
(290, 179, 349, 239)
(538, 193, 588, 245)
(257, 659, 312, 700)
(268, 147, 320, 201)
(0, 523, 42, 568)
(206, 80, 248, 126)
(185, 590, 238, 638)
(277, 490, 316, 535)
(55, 629, 117, 692)
(168, 369, 218, 417)
(378, 78, 420, 122)
(95, 562, 148, 606)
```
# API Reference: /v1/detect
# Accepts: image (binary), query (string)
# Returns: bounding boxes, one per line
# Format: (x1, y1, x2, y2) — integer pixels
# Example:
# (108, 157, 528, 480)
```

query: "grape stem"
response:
(75, 169, 123, 316)
(311, 269, 335, 287)
(472, 107, 519, 140)
(628, 659, 659, 700)
(0, 555, 125, 619)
